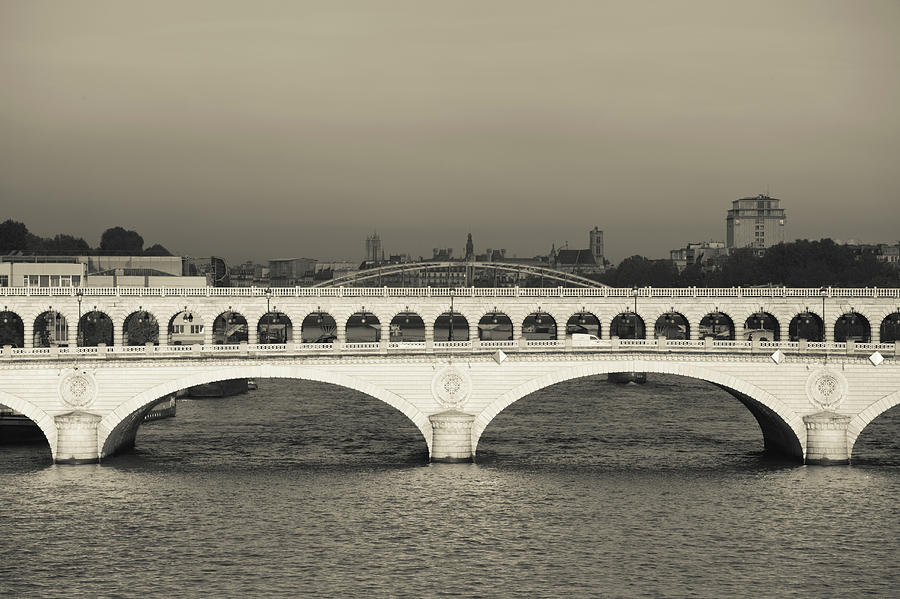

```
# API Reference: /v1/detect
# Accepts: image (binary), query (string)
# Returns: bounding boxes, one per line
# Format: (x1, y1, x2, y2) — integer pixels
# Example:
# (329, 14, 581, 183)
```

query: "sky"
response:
(2, 1, 899, 264)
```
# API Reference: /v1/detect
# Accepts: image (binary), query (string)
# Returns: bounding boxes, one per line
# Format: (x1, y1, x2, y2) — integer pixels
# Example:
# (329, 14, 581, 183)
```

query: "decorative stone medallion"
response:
(805, 368, 847, 411)
(58, 369, 98, 409)
(431, 364, 472, 409)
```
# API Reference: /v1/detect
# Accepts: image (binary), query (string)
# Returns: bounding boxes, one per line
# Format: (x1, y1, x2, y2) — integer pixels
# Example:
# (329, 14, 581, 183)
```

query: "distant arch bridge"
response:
(313, 261, 605, 288)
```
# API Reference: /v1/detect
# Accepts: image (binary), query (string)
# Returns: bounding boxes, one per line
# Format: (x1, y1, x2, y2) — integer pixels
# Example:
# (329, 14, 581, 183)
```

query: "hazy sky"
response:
(2, 1, 899, 264)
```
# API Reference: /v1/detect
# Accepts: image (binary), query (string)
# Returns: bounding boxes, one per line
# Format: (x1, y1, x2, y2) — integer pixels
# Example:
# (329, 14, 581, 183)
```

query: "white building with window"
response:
(0, 259, 85, 287)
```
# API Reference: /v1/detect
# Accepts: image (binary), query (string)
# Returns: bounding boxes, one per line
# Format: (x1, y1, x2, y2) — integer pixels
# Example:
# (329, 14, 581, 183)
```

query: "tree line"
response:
(0, 220, 172, 256)
(594, 239, 898, 288)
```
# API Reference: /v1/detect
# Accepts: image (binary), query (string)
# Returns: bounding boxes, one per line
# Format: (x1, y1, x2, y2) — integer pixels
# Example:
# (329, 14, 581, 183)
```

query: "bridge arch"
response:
(789, 311, 824, 342)
(834, 312, 871, 343)
(741, 311, 780, 341)
(123, 310, 160, 345)
(33, 310, 69, 347)
(300, 310, 336, 343)
(653, 311, 690, 339)
(390, 311, 425, 342)
(472, 361, 805, 461)
(478, 311, 513, 341)
(434, 312, 469, 341)
(0, 310, 25, 347)
(565, 311, 600, 338)
(212, 310, 248, 344)
(78, 310, 113, 347)
(97, 366, 432, 459)
(700, 311, 735, 340)
(167, 309, 205, 345)
(346, 311, 380, 342)
(848, 388, 900, 458)
(609, 312, 644, 339)
(880, 311, 900, 343)
(257, 311, 292, 344)
(0, 389, 56, 458)
(522, 311, 557, 340)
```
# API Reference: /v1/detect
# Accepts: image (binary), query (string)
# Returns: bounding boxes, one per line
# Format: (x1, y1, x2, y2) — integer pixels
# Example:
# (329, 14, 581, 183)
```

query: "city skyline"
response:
(2, 1, 899, 264)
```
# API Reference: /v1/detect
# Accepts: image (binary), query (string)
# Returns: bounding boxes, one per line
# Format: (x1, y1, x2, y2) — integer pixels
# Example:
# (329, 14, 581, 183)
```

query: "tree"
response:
(47, 234, 90, 253)
(144, 243, 173, 256)
(99, 227, 144, 255)
(0, 220, 30, 252)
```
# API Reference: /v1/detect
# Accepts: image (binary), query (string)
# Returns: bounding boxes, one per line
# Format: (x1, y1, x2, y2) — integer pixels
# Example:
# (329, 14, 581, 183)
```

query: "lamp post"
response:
(448, 290, 455, 341)
(264, 288, 272, 343)
(820, 286, 828, 362)
(75, 288, 83, 347)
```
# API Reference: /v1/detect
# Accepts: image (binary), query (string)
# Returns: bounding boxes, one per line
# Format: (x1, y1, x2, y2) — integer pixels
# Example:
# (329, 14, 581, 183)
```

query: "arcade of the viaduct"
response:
(1, 287, 899, 467)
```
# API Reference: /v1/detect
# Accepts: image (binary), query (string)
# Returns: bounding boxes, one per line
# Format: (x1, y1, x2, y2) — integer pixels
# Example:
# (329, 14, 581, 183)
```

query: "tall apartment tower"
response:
(365, 232, 382, 263)
(726, 194, 786, 251)
(589, 227, 604, 264)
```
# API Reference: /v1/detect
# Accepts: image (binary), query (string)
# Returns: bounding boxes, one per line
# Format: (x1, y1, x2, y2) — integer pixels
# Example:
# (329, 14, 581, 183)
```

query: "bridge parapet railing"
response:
(480, 340, 516, 349)
(387, 341, 427, 349)
(3, 285, 900, 298)
(434, 341, 472, 350)
(296, 343, 335, 351)
(344, 342, 380, 351)
(525, 339, 564, 348)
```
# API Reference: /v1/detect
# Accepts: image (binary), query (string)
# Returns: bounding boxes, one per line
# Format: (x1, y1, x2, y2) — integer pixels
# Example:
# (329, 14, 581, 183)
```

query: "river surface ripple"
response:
(2, 376, 898, 598)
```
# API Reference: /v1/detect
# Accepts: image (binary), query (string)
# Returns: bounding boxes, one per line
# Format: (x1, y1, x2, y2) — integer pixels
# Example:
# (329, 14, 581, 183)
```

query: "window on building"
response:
(50, 275, 60, 286)
(0, 275, 8, 287)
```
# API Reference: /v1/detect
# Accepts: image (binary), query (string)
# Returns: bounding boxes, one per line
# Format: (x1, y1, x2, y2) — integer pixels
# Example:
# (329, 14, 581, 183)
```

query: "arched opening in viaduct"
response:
(566, 311, 599, 338)
(789, 312, 823, 342)
(212, 310, 248, 344)
(346, 311, 380, 342)
(301, 311, 336, 343)
(124, 310, 159, 345)
(654, 311, 689, 339)
(258, 312, 292, 344)
(609, 312, 644, 339)
(390, 312, 425, 342)
(881, 312, 900, 344)
(77, 310, 113, 347)
(168, 310, 204, 345)
(834, 312, 871, 343)
(849, 404, 900, 466)
(478, 312, 513, 341)
(522, 312, 556, 340)
(473, 365, 804, 465)
(98, 368, 431, 463)
(33, 310, 68, 347)
(434, 312, 469, 341)
(743, 312, 779, 341)
(0, 311, 25, 347)
(700, 311, 735, 340)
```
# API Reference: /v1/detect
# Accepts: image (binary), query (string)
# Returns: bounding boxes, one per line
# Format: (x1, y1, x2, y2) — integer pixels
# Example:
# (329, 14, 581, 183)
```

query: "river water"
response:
(1, 375, 898, 598)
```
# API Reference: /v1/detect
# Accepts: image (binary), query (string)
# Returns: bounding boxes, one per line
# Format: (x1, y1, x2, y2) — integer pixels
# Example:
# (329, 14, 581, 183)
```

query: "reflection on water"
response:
(1, 376, 898, 598)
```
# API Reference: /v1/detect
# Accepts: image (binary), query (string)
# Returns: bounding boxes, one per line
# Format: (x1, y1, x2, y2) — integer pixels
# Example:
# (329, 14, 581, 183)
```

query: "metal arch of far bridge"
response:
(311, 261, 606, 289)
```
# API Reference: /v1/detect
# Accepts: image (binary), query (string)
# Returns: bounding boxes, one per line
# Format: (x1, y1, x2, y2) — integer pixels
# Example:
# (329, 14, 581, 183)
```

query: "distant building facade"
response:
(268, 258, 317, 286)
(669, 241, 728, 272)
(365, 233, 383, 263)
(726, 194, 786, 252)
(589, 227, 604, 265)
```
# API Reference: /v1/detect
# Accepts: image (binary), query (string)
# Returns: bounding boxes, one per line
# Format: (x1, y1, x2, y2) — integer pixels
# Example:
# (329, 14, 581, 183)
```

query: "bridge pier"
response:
(54, 412, 102, 464)
(803, 411, 851, 465)
(429, 410, 475, 463)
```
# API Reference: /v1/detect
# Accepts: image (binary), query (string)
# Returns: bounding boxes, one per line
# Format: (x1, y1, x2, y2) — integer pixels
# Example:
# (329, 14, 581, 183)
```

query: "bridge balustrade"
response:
(2, 338, 899, 361)
(3, 285, 900, 298)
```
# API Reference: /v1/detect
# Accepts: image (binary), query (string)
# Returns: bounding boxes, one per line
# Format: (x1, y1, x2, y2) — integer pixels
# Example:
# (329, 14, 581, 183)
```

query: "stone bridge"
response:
(1, 286, 899, 465)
